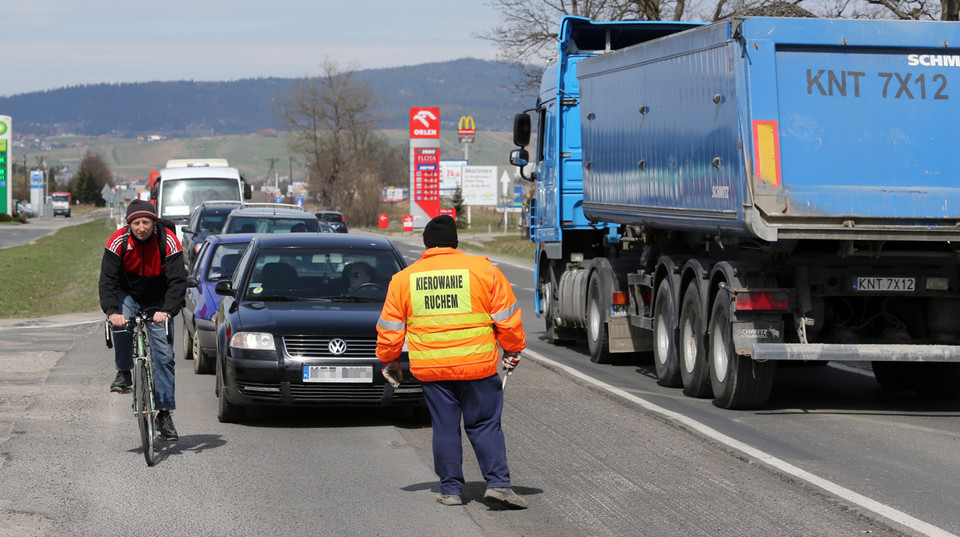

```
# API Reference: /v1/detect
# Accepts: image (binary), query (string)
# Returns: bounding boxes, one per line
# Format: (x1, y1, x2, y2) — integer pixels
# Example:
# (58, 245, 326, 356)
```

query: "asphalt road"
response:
(0, 231, 955, 536)
(0, 210, 114, 249)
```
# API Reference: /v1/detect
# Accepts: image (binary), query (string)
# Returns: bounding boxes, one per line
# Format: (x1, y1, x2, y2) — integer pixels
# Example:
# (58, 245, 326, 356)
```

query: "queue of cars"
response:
(179, 202, 422, 422)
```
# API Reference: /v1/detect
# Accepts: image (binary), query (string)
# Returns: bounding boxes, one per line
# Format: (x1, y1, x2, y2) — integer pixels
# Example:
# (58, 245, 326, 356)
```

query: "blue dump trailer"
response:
(510, 16, 960, 408)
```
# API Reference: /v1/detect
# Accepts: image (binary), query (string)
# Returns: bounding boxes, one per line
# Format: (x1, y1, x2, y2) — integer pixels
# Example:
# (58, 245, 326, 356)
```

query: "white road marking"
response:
(522, 347, 957, 537)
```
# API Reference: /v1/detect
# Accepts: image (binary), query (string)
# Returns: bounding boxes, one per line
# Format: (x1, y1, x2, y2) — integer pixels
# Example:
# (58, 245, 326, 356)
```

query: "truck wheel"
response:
(709, 290, 775, 409)
(586, 275, 613, 363)
(679, 281, 711, 398)
(653, 279, 682, 387)
(870, 362, 918, 391)
(183, 321, 195, 361)
(914, 363, 960, 400)
(541, 264, 574, 343)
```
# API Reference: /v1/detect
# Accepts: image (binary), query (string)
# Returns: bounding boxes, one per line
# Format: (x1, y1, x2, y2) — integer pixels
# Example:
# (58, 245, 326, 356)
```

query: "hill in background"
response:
(0, 58, 530, 138)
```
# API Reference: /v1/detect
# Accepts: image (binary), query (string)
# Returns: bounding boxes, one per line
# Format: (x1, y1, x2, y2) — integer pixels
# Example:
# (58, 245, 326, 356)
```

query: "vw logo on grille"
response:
(328, 338, 348, 355)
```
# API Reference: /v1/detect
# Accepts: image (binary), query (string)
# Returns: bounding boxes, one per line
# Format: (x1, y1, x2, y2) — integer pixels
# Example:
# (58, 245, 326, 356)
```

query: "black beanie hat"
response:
(423, 215, 458, 249)
(126, 199, 158, 224)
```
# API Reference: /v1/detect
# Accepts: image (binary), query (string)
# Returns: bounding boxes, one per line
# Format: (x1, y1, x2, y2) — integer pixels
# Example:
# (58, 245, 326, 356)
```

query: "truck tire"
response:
(586, 275, 613, 364)
(653, 279, 682, 387)
(870, 362, 918, 391)
(679, 281, 711, 398)
(709, 290, 775, 409)
(914, 363, 960, 400)
(540, 262, 574, 343)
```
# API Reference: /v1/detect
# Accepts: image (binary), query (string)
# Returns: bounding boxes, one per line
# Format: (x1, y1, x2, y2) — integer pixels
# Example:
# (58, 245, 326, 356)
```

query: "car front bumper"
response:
(223, 352, 423, 407)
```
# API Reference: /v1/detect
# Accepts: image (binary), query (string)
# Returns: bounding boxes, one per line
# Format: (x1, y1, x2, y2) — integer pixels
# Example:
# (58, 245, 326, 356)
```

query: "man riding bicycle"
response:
(99, 199, 186, 441)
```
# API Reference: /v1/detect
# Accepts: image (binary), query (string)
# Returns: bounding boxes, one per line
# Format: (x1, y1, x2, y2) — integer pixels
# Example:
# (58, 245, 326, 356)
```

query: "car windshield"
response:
(240, 247, 402, 302)
(52, 194, 70, 202)
(205, 242, 251, 281)
(319, 213, 343, 222)
(224, 216, 319, 234)
(160, 178, 240, 222)
(199, 213, 230, 232)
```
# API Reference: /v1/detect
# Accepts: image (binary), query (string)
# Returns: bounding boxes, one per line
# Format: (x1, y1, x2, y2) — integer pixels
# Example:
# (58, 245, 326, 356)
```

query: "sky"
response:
(4, 0, 505, 97)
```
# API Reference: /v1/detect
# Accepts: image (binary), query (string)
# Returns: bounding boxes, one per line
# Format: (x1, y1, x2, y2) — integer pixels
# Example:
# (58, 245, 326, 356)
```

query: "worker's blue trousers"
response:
(421, 374, 511, 495)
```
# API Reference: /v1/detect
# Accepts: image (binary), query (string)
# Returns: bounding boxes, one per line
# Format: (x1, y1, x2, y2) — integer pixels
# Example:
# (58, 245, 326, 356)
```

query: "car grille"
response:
(283, 336, 377, 359)
(236, 381, 423, 404)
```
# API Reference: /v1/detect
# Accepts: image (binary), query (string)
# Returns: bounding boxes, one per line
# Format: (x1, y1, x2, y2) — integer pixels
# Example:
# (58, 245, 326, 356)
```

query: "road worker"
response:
(376, 215, 527, 509)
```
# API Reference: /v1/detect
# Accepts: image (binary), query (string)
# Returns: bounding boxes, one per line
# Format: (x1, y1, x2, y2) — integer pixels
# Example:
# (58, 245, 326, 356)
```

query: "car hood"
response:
(235, 300, 383, 337)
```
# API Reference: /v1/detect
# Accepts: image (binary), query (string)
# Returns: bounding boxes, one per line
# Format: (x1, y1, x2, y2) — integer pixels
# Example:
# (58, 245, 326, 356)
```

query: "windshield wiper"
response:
(336, 295, 384, 302)
(250, 294, 300, 302)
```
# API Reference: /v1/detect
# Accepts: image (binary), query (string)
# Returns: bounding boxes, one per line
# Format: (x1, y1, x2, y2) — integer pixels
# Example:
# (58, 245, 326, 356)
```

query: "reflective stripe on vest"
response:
(406, 325, 494, 344)
(409, 342, 498, 361)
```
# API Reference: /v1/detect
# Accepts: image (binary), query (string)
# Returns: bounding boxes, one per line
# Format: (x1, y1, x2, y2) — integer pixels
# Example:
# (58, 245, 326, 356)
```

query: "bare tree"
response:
(275, 58, 406, 225)
(480, 0, 950, 93)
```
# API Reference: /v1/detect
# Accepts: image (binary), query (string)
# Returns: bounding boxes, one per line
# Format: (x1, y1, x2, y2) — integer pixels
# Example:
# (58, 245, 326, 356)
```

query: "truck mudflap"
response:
(752, 344, 960, 362)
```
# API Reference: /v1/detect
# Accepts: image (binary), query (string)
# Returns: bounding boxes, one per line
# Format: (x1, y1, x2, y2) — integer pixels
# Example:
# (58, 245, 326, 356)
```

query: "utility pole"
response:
(266, 158, 278, 199)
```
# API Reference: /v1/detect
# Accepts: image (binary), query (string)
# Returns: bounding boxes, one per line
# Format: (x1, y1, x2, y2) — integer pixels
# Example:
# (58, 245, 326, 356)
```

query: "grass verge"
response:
(0, 218, 114, 318)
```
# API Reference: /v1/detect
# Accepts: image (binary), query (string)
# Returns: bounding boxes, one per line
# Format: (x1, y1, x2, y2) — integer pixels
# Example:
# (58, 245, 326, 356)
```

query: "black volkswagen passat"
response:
(213, 233, 422, 423)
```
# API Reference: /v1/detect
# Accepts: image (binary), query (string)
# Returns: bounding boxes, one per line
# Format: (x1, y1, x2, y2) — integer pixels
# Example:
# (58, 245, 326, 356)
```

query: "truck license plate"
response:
(303, 365, 373, 383)
(853, 277, 915, 292)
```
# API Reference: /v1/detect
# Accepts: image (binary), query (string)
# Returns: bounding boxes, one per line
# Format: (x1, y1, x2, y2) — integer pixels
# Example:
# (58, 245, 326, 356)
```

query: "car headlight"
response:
(230, 332, 276, 350)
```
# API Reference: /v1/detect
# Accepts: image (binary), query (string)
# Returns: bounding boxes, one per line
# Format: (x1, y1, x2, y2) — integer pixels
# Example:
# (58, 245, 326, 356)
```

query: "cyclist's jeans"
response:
(112, 290, 176, 411)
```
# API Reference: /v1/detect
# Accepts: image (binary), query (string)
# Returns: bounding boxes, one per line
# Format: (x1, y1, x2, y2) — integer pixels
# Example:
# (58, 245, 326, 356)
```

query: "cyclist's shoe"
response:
(157, 411, 179, 442)
(110, 371, 132, 393)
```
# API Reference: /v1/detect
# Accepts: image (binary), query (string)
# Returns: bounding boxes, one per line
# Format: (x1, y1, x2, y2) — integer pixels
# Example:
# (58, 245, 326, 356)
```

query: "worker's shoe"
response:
(436, 493, 462, 506)
(156, 411, 179, 442)
(484, 487, 528, 509)
(110, 371, 132, 393)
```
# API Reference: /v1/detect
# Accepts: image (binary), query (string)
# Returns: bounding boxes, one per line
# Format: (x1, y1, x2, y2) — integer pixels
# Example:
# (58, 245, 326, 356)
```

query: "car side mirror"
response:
(186, 276, 199, 288)
(215, 280, 235, 296)
(182, 226, 194, 235)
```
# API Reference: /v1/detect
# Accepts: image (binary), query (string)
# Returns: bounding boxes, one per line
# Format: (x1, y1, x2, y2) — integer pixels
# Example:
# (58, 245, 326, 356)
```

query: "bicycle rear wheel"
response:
(134, 359, 156, 466)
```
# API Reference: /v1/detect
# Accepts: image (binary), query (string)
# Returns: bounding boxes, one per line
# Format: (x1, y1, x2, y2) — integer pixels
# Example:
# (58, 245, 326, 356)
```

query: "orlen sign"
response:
(410, 107, 440, 139)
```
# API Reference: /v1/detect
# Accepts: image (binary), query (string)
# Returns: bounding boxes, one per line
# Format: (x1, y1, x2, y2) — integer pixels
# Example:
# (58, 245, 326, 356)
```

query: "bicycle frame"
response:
(105, 311, 172, 467)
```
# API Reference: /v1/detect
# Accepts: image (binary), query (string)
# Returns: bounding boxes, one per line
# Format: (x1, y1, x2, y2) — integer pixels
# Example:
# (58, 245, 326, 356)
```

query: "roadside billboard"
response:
(461, 166, 498, 206)
(0, 116, 9, 215)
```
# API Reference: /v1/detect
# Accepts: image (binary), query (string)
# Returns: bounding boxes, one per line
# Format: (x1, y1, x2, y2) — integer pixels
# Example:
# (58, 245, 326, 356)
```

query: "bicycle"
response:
(105, 310, 172, 466)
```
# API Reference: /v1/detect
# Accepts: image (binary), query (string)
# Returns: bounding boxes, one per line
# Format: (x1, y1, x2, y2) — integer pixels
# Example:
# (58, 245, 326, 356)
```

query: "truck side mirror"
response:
(513, 113, 531, 147)
(509, 149, 529, 168)
(243, 183, 252, 200)
(149, 185, 158, 201)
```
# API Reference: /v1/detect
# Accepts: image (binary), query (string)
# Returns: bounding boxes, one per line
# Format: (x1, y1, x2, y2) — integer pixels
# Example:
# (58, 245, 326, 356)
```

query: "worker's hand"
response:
(382, 360, 403, 388)
(109, 313, 127, 328)
(152, 311, 169, 324)
(501, 351, 521, 373)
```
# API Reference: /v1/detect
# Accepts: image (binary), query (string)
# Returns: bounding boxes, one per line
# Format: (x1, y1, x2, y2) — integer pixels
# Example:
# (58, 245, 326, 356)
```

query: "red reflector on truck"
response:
(735, 292, 789, 311)
(611, 291, 628, 305)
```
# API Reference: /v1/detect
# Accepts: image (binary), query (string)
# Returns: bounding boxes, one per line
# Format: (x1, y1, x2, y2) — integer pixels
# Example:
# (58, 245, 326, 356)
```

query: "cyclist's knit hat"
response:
(423, 214, 458, 249)
(126, 199, 158, 224)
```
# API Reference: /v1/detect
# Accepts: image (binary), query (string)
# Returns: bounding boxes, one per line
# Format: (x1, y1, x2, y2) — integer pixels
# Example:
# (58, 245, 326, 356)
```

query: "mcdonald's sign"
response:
(457, 115, 476, 136)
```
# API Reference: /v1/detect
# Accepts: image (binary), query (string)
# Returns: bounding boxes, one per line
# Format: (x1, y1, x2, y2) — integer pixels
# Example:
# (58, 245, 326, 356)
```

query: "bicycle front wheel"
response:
(134, 360, 156, 466)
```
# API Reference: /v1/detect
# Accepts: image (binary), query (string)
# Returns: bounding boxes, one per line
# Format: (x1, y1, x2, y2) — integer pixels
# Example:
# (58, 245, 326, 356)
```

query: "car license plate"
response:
(852, 277, 915, 292)
(303, 365, 373, 383)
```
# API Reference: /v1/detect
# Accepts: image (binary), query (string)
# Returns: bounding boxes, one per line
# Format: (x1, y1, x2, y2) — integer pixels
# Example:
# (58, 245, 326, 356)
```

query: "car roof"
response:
(315, 211, 343, 216)
(203, 233, 259, 245)
(249, 233, 397, 250)
(228, 207, 311, 217)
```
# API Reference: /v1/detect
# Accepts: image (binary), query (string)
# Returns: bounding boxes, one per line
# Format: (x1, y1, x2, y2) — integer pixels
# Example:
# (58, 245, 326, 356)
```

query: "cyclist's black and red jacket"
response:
(98, 225, 187, 317)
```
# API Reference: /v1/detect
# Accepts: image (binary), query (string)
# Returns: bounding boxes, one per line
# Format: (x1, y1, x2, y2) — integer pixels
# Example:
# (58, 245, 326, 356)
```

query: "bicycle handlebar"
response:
(103, 310, 174, 348)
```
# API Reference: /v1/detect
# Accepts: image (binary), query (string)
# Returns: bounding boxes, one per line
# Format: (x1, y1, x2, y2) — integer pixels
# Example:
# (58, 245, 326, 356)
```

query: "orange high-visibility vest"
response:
(376, 248, 525, 382)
